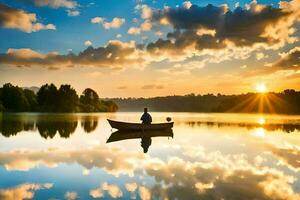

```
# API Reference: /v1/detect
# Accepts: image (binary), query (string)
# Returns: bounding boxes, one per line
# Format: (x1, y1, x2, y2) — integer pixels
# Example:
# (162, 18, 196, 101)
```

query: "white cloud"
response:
(89, 188, 103, 198)
(139, 186, 151, 200)
(125, 183, 138, 192)
(155, 31, 163, 36)
(103, 18, 125, 29)
(91, 17, 104, 24)
(138, 5, 153, 19)
(102, 182, 123, 198)
(183, 1, 192, 9)
(91, 17, 125, 29)
(84, 40, 92, 46)
(256, 52, 266, 60)
(67, 10, 80, 16)
(18, 0, 77, 9)
(0, 183, 53, 200)
(64, 191, 78, 200)
(140, 20, 152, 31)
(128, 27, 141, 35)
(0, 4, 56, 33)
(90, 182, 123, 199)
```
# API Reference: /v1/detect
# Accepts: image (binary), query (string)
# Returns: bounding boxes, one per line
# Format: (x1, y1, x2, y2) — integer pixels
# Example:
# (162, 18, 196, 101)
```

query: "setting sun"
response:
(256, 83, 267, 93)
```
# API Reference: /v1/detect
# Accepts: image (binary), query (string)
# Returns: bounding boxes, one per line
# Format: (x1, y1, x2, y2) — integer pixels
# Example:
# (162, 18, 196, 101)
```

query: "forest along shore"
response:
(0, 83, 118, 113)
(110, 90, 300, 114)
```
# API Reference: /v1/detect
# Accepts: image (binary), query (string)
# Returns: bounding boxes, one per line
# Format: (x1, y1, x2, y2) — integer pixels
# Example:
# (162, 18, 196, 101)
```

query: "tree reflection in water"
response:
(81, 116, 99, 133)
(0, 114, 99, 139)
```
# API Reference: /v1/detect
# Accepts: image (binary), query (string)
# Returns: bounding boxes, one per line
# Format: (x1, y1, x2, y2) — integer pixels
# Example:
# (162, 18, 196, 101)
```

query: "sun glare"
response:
(256, 83, 267, 93)
(257, 116, 265, 125)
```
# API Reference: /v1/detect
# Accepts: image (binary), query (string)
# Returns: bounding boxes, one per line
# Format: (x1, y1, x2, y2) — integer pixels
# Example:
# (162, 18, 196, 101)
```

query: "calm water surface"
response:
(1, 112, 300, 200)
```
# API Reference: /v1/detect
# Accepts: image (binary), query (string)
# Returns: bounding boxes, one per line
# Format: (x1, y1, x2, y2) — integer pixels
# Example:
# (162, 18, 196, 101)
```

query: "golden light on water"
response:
(254, 128, 265, 138)
(258, 117, 266, 125)
(256, 83, 267, 93)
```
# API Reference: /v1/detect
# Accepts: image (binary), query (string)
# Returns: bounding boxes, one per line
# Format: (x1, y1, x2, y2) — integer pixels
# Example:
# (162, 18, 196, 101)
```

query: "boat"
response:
(106, 129, 173, 143)
(107, 119, 174, 131)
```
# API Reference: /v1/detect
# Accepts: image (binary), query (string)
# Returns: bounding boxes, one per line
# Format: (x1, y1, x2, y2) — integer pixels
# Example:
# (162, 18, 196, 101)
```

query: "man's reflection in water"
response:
(107, 129, 173, 154)
(141, 136, 152, 153)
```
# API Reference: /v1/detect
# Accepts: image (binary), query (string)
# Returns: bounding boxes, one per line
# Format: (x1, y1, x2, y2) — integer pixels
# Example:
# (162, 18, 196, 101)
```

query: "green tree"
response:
(57, 84, 79, 112)
(0, 88, 3, 112)
(1, 83, 29, 112)
(37, 83, 58, 112)
(80, 88, 101, 112)
(102, 100, 118, 112)
(24, 89, 38, 111)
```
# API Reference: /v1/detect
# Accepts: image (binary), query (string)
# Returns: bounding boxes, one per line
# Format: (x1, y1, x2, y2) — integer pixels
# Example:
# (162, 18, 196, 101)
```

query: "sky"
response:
(0, 0, 300, 97)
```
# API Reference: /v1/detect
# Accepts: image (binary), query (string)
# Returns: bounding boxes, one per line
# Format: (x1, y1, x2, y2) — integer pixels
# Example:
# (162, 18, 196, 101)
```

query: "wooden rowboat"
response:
(107, 119, 173, 131)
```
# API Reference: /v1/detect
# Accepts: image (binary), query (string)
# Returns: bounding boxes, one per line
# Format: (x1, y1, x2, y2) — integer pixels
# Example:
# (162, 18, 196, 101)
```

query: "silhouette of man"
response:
(141, 136, 152, 153)
(140, 107, 152, 124)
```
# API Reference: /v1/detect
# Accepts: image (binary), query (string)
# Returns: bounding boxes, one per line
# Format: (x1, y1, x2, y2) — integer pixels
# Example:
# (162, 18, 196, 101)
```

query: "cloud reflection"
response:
(0, 183, 53, 200)
(90, 182, 123, 199)
(144, 150, 300, 200)
(0, 146, 144, 176)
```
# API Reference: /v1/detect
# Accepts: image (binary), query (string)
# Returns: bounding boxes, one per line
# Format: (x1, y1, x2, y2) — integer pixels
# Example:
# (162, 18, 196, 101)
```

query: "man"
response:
(140, 107, 152, 124)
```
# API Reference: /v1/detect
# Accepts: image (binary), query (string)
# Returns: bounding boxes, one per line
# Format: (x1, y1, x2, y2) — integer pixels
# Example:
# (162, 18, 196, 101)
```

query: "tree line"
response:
(111, 90, 300, 114)
(0, 83, 118, 112)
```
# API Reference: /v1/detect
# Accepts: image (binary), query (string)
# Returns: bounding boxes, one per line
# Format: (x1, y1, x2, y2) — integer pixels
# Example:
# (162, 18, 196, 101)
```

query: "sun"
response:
(256, 83, 267, 93)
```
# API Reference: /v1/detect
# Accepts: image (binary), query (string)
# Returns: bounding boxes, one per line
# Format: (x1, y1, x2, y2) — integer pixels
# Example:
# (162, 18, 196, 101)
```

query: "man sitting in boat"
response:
(140, 108, 152, 124)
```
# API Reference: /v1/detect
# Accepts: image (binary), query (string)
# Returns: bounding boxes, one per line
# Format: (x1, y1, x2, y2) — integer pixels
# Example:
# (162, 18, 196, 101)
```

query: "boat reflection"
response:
(107, 129, 174, 153)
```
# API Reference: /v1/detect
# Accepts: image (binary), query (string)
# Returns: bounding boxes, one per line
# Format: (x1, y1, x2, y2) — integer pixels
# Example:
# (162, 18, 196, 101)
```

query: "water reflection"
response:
(1, 113, 300, 199)
(81, 116, 99, 133)
(107, 129, 174, 153)
(0, 114, 99, 138)
(185, 121, 300, 133)
(37, 120, 78, 139)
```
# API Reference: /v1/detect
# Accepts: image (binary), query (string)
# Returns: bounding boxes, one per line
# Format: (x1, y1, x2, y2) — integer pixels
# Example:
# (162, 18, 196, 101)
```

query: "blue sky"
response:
(0, 0, 299, 97)
(0, 0, 282, 53)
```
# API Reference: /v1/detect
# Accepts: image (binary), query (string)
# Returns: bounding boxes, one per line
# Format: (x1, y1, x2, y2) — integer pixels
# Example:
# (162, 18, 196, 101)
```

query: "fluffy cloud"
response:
(90, 182, 123, 199)
(267, 144, 300, 172)
(91, 17, 125, 29)
(144, 154, 300, 200)
(0, 183, 53, 200)
(0, 145, 144, 176)
(64, 191, 78, 200)
(84, 40, 92, 46)
(17, 0, 77, 8)
(135, 4, 153, 19)
(145, 0, 300, 64)
(273, 47, 300, 70)
(139, 186, 151, 200)
(128, 27, 141, 35)
(0, 40, 145, 69)
(127, 20, 152, 35)
(90, 188, 104, 198)
(125, 183, 138, 192)
(0, 3, 56, 33)
(183, 1, 192, 9)
(253, 46, 300, 75)
(91, 17, 104, 24)
(67, 10, 80, 16)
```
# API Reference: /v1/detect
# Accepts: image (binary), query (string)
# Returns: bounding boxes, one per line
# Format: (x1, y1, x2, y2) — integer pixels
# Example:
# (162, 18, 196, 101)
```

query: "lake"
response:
(1, 112, 300, 200)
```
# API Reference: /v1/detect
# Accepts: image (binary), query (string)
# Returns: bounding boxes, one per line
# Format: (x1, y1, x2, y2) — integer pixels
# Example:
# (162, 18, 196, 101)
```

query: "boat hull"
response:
(107, 119, 173, 131)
